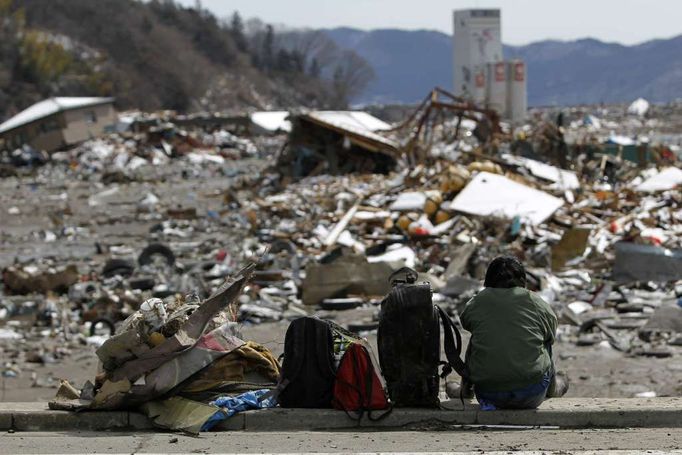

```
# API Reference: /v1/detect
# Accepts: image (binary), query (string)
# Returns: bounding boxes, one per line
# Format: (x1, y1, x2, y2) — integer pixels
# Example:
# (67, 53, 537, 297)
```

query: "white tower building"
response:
(453, 9, 527, 122)
(452, 9, 503, 104)
(506, 60, 527, 122)
(486, 61, 507, 114)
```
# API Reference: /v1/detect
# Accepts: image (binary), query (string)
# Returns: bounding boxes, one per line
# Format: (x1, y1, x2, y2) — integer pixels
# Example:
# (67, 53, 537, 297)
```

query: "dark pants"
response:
(475, 369, 552, 410)
(473, 344, 556, 411)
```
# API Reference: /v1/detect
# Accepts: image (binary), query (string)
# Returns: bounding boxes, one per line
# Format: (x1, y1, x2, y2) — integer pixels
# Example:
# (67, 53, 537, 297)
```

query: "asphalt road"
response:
(1, 428, 681, 454)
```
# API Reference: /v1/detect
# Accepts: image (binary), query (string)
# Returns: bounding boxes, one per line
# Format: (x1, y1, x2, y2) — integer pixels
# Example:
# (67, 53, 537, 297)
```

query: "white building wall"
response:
(507, 60, 527, 122)
(62, 103, 116, 145)
(453, 9, 502, 101)
(486, 61, 507, 114)
(470, 65, 486, 105)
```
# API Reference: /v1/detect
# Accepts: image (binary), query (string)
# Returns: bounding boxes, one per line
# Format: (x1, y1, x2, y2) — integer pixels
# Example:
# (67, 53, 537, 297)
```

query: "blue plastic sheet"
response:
(201, 389, 276, 431)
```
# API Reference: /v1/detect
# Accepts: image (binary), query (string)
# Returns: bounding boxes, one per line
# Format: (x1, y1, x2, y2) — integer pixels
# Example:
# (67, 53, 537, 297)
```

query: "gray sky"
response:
(178, 0, 681, 46)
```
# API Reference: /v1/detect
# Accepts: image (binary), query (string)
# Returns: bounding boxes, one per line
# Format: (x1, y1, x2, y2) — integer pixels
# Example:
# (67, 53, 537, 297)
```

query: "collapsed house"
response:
(277, 110, 400, 178)
(0, 97, 116, 153)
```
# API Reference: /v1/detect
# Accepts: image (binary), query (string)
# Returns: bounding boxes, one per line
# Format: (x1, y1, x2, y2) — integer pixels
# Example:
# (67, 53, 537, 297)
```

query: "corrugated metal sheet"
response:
(250, 111, 291, 133)
(0, 97, 115, 134)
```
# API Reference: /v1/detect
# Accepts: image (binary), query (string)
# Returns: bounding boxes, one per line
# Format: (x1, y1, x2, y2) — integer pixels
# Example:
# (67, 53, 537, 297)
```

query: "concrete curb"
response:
(1, 398, 681, 432)
(231, 398, 682, 431)
(1, 402, 154, 432)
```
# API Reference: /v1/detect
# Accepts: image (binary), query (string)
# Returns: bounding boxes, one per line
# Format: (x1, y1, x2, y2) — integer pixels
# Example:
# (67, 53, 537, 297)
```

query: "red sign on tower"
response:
(475, 71, 485, 88)
(495, 62, 506, 82)
(514, 62, 525, 82)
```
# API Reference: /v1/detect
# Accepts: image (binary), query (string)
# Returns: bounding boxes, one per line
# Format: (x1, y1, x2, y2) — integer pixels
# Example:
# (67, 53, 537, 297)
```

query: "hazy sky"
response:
(178, 0, 681, 46)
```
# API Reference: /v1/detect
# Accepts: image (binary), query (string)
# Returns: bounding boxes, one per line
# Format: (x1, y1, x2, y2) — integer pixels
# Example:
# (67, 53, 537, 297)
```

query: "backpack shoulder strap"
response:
(436, 305, 469, 381)
(361, 342, 393, 421)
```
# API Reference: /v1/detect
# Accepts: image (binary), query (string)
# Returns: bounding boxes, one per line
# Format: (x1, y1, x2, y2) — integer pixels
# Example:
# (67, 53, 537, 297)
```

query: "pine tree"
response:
(261, 24, 274, 71)
(229, 11, 246, 52)
(276, 48, 292, 72)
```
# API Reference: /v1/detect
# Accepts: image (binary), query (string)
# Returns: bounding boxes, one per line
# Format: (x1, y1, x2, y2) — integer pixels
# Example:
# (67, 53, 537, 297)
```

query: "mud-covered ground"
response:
(1, 158, 681, 403)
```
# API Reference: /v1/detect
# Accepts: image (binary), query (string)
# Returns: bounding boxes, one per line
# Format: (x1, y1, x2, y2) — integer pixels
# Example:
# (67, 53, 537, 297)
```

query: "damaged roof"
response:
(0, 97, 115, 134)
(301, 111, 399, 154)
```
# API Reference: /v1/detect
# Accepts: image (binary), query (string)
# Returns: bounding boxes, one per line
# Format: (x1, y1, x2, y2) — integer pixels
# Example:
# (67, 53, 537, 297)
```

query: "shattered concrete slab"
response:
(302, 254, 394, 306)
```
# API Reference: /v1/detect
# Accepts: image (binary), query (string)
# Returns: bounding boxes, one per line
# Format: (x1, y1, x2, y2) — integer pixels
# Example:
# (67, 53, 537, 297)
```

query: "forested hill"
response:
(0, 0, 373, 119)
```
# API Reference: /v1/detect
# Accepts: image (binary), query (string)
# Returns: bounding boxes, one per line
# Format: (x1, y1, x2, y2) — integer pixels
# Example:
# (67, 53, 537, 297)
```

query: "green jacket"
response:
(460, 287, 557, 393)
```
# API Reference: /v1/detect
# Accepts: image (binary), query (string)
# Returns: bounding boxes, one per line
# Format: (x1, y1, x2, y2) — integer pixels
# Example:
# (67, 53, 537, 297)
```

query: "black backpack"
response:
(377, 267, 468, 407)
(278, 317, 337, 408)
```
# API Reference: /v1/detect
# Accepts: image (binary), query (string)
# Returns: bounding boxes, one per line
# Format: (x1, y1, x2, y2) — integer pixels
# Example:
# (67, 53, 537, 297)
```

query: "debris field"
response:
(1, 94, 682, 410)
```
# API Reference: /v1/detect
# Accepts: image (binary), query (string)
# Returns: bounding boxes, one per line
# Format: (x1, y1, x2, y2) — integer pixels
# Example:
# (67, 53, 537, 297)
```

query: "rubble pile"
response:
(49, 264, 282, 433)
(1, 111, 275, 181)
(1, 97, 682, 406)
(242, 150, 682, 347)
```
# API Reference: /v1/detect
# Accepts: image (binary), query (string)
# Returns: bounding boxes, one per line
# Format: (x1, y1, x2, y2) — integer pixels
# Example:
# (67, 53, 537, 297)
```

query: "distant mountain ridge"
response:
(323, 27, 682, 106)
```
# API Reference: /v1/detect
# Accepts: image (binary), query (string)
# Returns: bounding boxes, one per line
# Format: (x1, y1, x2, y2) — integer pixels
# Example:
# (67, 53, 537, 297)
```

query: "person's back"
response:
(461, 287, 555, 392)
(458, 256, 566, 410)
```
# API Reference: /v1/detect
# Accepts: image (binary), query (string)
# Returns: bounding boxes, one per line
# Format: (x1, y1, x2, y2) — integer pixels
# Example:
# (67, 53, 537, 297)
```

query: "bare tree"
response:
(244, 17, 265, 36)
(331, 49, 374, 108)
(278, 30, 338, 74)
(229, 11, 247, 52)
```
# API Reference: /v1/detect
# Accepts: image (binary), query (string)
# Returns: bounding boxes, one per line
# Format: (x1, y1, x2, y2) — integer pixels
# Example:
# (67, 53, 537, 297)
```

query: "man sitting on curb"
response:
(451, 255, 568, 410)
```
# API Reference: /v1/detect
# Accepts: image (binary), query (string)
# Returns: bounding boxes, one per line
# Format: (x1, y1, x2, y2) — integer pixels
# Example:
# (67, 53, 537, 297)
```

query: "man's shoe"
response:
(546, 370, 569, 398)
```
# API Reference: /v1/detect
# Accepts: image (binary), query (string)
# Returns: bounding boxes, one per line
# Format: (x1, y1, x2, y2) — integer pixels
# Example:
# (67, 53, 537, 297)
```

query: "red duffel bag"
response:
(332, 342, 392, 420)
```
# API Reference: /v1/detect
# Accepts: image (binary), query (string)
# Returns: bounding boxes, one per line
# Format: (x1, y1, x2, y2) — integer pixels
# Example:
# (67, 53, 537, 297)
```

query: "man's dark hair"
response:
(484, 256, 527, 288)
